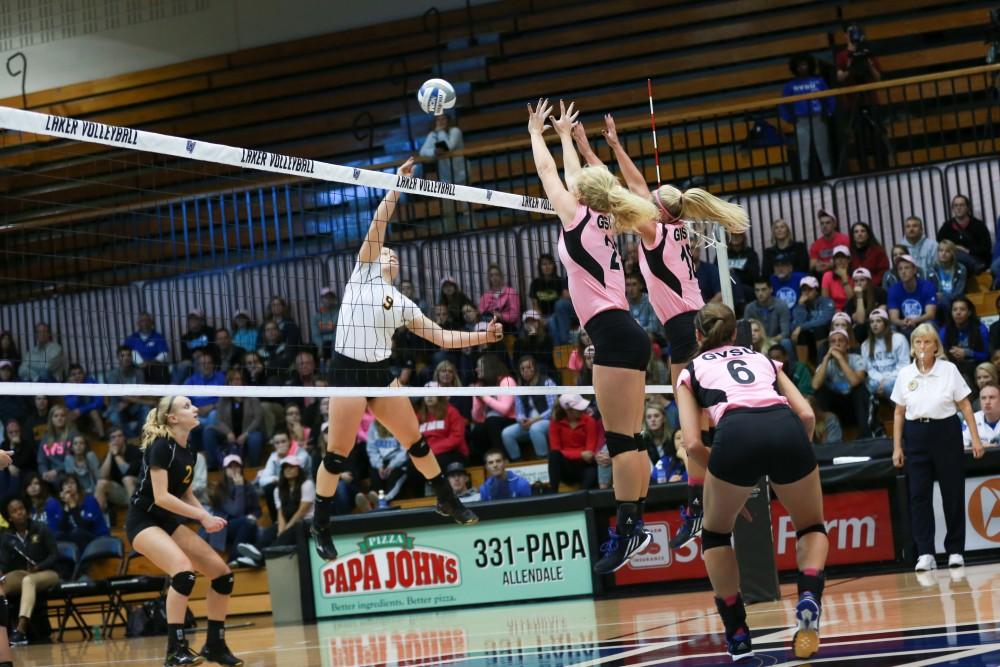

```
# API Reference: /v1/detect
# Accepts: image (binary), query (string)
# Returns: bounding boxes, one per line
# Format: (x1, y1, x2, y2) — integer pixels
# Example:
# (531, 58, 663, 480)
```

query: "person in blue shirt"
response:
(791, 276, 835, 363)
(939, 296, 989, 385)
(626, 273, 663, 340)
(479, 449, 532, 501)
(184, 351, 226, 468)
(691, 242, 722, 303)
(122, 311, 170, 384)
(64, 363, 105, 438)
(780, 54, 835, 181)
(770, 253, 807, 310)
(887, 254, 937, 337)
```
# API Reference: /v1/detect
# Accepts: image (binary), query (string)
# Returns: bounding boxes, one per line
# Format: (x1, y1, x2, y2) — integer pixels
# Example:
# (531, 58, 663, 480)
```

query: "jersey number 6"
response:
(727, 359, 756, 385)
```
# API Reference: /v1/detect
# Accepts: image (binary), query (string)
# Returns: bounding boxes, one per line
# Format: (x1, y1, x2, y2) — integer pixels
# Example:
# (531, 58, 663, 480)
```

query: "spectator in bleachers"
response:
(24, 396, 49, 446)
(576, 344, 596, 387)
(972, 364, 999, 412)
(257, 321, 293, 384)
(18, 322, 66, 382)
(284, 403, 310, 456)
(479, 264, 521, 332)
(209, 369, 265, 468)
(469, 353, 516, 463)
(641, 405, 683, 482)
(206, 454, 262, 568)
(439, 276, 475, 327)
(444, 462, 479, 502)
(725, 231, 760, 312)
(768, 344, 813, 397)
(417, 395, 469, 471)
(0, 496, 59, 646)
(847, 268, 887, 344)
(22, 472, 50, 524)
(184, 351, 225, 468)
(566, 329, 591, 377)
(250, 456, 315, 556)
(254, 430, 309, 522)
(792, 276, 834, 362)
(95, 426, 141, 516)
(530, 253, 575, 345)
(427, 359, 472, 421)
(400, 279, 430, 315)
(691, 242, 722, 304)
(744, 279, 791, 348)
(548, 394, 598, 492)
(812, 328, 872, 438)
(287, 350, 322, 424)
(231, 309, 258, 354)
(622, 240, 640, 276)
(104, 345, 153, 438)
(808, 396, 844, 444)
(122, 312, 170, 384)
(861, 308, 910, 406)
(761, 219, 810, 277)
(831, 311, 860, 352)
(929, 240, 968, 314)
(820, 245, 855, 312)
(365, 420, 408, 505)
(210, 328, 245, 373)
(940, 296, 989, 384)
(263, 296, 301, 348)
(849, 222, 889, 286)
(937, 195, 991, 275)
(888, 254, 937, 337)
(0, 361, 29, 428)
(3, 419, 35, 480)
(883, 244, 926, 290)
(432, 302, 456, 331)
(748, 319, 777, 355)
(901, 216, 938, 277)
(46, 473, 108, 552)
(646, 340, 670, 386)
(501, 355, 555, 461)
(419, 113, 466, 184)
(625, 273, 663, 339)
(479, 448, 532, 501)
(37, 405, 76, 488)
(780, 54, 834, 181)
(964, 383, 1000, 449)
(0, 331, 20, 373)
(64, 434, 100, 496)
(809, 210, 850, 275)
(64, 363, 105, 438)
(243, 350, 285, 437)
(835, 24, 887, 172)
(310, 287, 340, 363)
(513, 310, 555, 379)
(770, 253, 807, 310)
(173, 307, 216, 384)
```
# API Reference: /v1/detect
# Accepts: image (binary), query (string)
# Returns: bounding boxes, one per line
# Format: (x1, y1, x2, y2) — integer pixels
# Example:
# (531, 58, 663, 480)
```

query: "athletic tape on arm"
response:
(0, 106, 555, 215)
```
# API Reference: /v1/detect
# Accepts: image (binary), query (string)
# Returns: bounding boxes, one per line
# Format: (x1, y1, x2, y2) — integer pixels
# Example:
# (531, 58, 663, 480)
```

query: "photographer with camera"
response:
(835, 24, 889, 172)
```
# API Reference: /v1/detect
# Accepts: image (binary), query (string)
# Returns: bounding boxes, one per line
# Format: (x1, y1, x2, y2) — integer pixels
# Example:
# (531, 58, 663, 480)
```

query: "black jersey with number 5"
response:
(131, 436, 197, 512)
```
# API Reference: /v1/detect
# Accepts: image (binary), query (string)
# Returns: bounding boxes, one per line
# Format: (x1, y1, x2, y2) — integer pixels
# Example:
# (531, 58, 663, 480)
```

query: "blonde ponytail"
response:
(141, 395, 177, 449)
(654, 185, 748, 234)
(575, 166, 658, 233)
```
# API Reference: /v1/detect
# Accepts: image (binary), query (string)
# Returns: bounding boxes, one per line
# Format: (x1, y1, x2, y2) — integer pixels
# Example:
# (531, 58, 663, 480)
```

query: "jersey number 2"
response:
(727, 359, 756, 385)
(183, 465, 193, 484)
(604, 236, 621, 271)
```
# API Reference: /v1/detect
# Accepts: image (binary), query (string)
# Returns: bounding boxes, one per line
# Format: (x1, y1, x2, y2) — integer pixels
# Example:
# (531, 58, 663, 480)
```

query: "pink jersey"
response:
(557, 205, 628, 326)
(677, 345, 788, 424)
(639, 221, 704, 323)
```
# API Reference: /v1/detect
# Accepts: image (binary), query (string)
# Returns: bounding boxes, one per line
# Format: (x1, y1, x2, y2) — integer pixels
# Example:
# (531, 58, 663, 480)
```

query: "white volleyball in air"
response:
(417, 78, 456, 116)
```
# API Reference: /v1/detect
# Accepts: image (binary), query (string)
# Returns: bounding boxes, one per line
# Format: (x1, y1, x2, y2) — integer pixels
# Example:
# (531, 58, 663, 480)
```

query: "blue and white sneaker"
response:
(669, 505, 703, 549)
(793, 592, 821, 659)
(593, 527, 653, 574)
(726, 627, 753, 661)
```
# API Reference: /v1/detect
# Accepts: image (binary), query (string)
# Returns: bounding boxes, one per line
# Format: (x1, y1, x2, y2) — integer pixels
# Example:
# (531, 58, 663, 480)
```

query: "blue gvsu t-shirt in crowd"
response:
(771, 272, 807, 310)
(887, 279, 937, 319)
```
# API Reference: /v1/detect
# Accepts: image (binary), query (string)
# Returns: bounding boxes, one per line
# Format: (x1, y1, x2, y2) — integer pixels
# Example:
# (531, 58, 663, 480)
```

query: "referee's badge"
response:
(908, 379, 918, 391)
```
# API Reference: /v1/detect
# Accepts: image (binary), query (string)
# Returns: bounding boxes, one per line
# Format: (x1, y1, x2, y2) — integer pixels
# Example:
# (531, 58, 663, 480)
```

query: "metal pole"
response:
(714, 225, 735, 309)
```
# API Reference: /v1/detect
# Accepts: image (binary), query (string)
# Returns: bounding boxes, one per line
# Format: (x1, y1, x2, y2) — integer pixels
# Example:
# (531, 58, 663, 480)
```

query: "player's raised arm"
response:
(358, 157, 416, 264)
(603, 114, 650, 198)
(528, 98, 579, 224)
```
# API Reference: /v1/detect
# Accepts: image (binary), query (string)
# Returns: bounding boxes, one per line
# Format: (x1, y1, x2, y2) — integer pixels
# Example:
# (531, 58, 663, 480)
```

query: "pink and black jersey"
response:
(639, 221, 704, 323)
(557, 204, 628, 326)
(677, 345, 788, 424)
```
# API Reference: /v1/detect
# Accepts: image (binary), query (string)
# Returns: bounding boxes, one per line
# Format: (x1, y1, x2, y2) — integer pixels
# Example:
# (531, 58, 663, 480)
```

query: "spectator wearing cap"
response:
(479, 264, 521, 332)
(762, 218, 810, 277)
(173, 307, 216, 384)
(18, 322, 66, 382)
(963, 383, 1000, 449)
(547, 394, 599, 491)
(501, 355, 556, 461)
(744, 279, 791, 349)
(444, 462, 479, 501)
(849, 222, 889, 287)
(725, 231, 760, 312)
(937, 194, 990, 274)
(231, 309, 258, 354)
(830, 311, 860, 351)
(262, 296, 301, 348)
(812, 327, 872, 438)
(310, 287, 340, 364)
(439, 276, 474, 326)
(122, 312, 170, 384)
(929, 240, 968, 314)
(809, 210, 850, 274)
(883, 244, 927, 290)
(791, 275, 835, 362)
(901, 216, 938, 277)
(861, 307, 910, 404)
(205, 453, 262, 567)
(480, 448, 532, 500)
(770, 253, 808, 310)
(821, 244, 855, 312)
(847, 267, 887, 344)
(513, 310, 555, 377)
(888, 254, 937, 337)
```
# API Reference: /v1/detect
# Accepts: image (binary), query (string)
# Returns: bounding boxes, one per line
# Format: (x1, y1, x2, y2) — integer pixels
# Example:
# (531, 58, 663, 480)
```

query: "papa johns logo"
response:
(320, 532, 461, 596)
(968, 478, 1000, 542)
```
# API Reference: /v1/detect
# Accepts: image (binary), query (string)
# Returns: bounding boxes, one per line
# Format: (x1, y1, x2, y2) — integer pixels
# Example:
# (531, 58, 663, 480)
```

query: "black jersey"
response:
(131, 436, 197, 512)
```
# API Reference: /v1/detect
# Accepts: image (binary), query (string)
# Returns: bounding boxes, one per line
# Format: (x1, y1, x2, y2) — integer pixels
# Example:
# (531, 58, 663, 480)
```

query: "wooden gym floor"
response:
(17, 562, 1000, 666)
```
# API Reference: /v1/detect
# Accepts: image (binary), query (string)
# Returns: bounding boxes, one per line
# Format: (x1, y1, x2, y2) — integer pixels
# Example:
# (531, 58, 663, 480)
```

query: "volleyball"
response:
(417, 78, 456, 115)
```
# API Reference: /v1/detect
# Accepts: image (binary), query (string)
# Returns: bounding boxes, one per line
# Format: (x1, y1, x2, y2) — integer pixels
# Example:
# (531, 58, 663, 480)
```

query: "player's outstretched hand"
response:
(201, 514, 227, 534)
(397, 156, 415, 177)
(486, 316, 504, 343)
(602, 114, 621, 149)
(528, 98, 553, 135)
(549, 99, 579, 137)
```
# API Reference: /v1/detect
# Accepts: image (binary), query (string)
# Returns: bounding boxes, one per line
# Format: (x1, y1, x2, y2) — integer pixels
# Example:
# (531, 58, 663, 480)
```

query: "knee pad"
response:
(700, 528, 732, 551)
(633, 433, 646, 453)
(796, 523, 828, 539)
(406, 437, 431, 458)
(322, 451, 349, 474)
(211, 573, 235, 595)
(171, 571, 196, 597)
(0, 595, 8, 626)
(606, 432, 634, 458)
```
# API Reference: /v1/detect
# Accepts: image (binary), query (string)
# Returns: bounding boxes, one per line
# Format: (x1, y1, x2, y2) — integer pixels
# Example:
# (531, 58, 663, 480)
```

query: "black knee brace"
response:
(796, 523, 828, 539)
(171, 571, 196, 597)
(0, 595, 8, 626)
(407, 437, 431, 458)
(633, 433, 646, 453)
(606, 432, 635, 457)
(211, 573, 235, 595)
(322, 451, 349, 474)
(701, 528, 732, 551)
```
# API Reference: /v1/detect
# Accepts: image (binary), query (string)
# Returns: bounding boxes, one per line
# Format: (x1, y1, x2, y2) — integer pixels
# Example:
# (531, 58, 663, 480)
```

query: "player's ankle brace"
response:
(714, 594, 747, 635)
(797, 569, 826, 601)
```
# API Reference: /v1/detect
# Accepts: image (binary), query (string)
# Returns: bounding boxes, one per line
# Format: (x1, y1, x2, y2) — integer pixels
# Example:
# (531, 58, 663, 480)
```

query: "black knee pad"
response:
(606, 432, 634, 457)
(407, 437, 431, 458)
(171, 571, 196, 597)
(0, 595, 8, 626)
(211, 573, 235, 595)
(701, 528, 732, 551)
(322, 451, 349, 474)
(796, 523, 828, 539)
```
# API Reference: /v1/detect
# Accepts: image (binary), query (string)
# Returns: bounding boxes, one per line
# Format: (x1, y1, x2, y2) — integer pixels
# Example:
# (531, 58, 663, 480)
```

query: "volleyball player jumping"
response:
(676, 303, 827, 661)
(311, 157, 504, 560)
(126, 396, 241, 666)
(574, 115, 748, 550)
(529, 99, 658, 573)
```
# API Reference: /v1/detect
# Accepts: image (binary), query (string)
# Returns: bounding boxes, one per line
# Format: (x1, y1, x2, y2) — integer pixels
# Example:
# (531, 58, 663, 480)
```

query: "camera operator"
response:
(835, 24, 889, 172)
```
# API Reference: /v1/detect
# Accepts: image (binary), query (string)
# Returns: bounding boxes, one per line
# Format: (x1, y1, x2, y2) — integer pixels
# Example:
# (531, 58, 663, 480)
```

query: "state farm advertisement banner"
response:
(932, 474, 1000, 552)
(615, 489, 895, 585)
(310, 512, 592, 618)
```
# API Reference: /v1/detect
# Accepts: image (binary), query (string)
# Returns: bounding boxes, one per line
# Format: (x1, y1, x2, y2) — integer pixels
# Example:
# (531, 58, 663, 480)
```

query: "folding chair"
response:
(103, 551, 167, 638)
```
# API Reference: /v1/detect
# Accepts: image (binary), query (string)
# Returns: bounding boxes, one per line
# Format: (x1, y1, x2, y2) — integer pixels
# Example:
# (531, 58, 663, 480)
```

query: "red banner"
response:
(613, 488, 895, 585)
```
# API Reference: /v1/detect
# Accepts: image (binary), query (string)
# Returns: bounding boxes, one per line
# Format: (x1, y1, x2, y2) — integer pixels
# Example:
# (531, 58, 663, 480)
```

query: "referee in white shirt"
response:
(891, 323, 984, 572)
(963, 383, 1000, 448)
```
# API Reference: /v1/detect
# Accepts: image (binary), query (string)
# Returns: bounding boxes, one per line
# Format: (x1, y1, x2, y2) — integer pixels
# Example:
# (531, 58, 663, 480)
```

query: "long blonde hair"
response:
(574, 166, 659, 233)
(141, 395, 179, 449)
(652, 184, 748, 233)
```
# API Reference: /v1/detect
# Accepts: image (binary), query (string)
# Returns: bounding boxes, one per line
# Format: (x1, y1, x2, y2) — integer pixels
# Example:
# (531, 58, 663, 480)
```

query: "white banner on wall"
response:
(932, 474, 1000, 553)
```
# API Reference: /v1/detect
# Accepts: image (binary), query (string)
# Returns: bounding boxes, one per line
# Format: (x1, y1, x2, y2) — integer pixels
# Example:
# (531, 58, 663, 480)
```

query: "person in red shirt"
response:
(547, 394, 599, 491)
(821, 245, 855, 312)
(416, 395, 469, 472)
(849, 222, 889, 286)
(809, 210, 850, 274)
